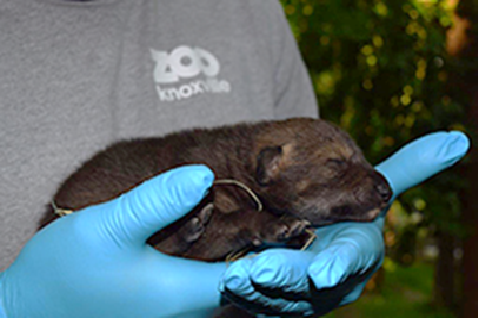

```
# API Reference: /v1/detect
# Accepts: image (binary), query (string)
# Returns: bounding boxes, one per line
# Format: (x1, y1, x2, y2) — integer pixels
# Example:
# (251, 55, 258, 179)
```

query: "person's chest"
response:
(114, 0, 279, 137)
(0, 0, 281, 194)
(0, 0, 282, 241)
(1, 0, 279, 144)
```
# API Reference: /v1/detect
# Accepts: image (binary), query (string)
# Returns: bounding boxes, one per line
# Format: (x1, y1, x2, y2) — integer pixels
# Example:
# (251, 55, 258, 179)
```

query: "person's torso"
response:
(0, 0, 316, 269)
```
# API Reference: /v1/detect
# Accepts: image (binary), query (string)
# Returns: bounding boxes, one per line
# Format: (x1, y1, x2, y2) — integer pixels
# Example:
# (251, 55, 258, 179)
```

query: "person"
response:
(0, 0, 469, 317)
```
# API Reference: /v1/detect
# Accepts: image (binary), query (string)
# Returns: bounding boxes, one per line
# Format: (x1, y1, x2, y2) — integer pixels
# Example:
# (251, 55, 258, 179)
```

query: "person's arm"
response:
(221, 131, 470, 316)
(0, 166, 226, 318)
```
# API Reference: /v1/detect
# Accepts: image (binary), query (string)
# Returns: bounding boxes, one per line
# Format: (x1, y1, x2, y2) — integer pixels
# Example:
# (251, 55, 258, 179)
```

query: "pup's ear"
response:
(256, 145, 284, 186)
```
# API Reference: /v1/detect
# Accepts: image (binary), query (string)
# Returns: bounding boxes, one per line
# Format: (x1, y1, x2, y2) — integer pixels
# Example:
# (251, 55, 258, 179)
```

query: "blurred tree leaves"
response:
(280, 0, 469, 236)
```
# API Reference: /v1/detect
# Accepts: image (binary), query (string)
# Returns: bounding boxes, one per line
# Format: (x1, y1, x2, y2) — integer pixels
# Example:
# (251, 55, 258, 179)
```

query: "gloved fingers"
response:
(309, 224, 383, 289)
(219, 254, 314, 316)
(247, 249, 315, 298)
(376, 131, 469, 197)
(80, 165, 214, 246)
(306, 236, 381, 315)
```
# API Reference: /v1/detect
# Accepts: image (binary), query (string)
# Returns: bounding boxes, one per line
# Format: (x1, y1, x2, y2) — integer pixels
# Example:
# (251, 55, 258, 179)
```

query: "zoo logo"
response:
(151, 46, 231, 102)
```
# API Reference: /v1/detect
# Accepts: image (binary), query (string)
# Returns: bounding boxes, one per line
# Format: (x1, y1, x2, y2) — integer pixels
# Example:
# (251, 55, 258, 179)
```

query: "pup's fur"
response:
(38, 118, 391, 316)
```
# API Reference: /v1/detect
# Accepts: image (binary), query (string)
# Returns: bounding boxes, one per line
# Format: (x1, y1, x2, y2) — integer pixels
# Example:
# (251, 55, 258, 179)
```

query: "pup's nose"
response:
(374, 173, 392, 202)
(377, 183, 392, 201)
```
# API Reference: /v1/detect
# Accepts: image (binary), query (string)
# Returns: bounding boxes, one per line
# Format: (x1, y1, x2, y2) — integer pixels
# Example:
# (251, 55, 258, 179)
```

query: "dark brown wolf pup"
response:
(39, 118, 392, 262)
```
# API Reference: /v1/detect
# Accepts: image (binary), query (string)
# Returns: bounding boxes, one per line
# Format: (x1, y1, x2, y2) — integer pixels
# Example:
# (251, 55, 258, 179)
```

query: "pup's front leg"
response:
(258, 214, 311, 245)
(181, 209, 311, 261)
(149, 202, 214, 255)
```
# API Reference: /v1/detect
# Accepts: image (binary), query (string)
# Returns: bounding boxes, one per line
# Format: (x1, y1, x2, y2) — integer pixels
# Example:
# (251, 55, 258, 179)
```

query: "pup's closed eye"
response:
(325, 158, 347, 169)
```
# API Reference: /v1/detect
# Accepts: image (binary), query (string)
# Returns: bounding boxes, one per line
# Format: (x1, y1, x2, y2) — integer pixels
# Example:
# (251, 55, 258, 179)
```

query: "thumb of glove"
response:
(79, 165, 214, 247)
(376, 131, 469, 197)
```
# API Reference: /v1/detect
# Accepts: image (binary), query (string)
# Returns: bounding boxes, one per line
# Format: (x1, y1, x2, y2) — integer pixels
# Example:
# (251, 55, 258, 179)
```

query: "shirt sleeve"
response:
(263, 0, 319, 119)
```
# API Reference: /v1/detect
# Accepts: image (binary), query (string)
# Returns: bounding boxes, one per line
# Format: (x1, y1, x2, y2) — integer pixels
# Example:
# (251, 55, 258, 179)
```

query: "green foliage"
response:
(281, 0, 468, 236)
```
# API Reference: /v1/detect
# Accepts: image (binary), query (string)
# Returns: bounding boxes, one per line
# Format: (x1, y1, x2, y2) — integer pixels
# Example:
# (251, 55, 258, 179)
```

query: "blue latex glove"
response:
(0, 166, 227, 318)
(220, 131, 470, 317)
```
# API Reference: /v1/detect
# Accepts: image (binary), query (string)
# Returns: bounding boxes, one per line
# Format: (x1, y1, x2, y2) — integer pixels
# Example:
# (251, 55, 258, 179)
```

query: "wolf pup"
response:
(38, 118, 391, 262)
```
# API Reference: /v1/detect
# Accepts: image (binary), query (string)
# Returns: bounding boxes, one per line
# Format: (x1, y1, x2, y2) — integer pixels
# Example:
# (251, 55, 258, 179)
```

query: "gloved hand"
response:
(0, 166, 227, 318)
(220, 131, 470, 317)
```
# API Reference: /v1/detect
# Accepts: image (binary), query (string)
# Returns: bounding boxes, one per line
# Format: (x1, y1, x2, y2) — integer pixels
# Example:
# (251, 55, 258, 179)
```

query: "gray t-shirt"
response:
(0, 0, 318, 269)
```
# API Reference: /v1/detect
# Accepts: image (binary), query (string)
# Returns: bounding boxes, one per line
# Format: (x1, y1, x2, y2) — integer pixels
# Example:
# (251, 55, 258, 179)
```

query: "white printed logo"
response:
(151, 46, 231, 102)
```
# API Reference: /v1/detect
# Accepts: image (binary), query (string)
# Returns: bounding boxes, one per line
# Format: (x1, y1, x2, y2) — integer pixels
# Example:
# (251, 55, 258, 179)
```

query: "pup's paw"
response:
(260, 216, 310, 243)
(182, 203, 214, 242)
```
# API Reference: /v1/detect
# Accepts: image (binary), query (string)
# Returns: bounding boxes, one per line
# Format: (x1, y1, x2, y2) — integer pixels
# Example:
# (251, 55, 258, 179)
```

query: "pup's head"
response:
(253, 118, 392, 225)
